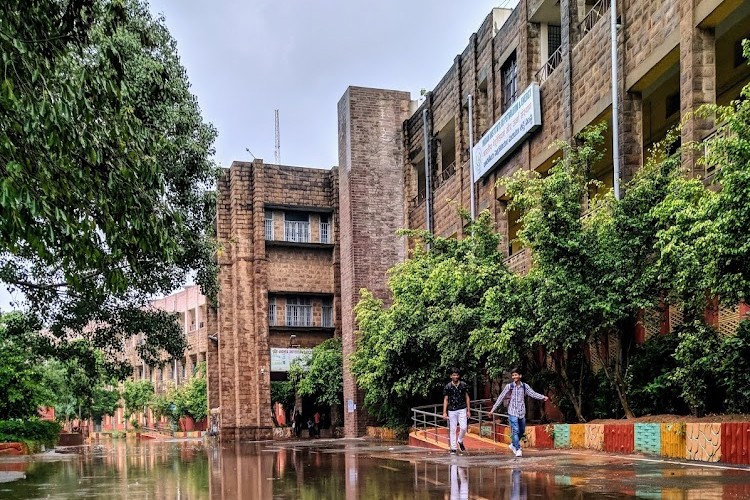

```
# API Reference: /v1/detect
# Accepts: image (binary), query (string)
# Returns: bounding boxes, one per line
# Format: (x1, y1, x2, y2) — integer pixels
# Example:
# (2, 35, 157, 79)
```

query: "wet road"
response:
(1, 438, 749, 498)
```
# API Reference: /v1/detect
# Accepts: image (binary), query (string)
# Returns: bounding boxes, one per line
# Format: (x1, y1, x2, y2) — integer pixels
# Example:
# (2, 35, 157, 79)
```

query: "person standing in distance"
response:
(490, 367, 548, 457)
(442, 367, 471, 455)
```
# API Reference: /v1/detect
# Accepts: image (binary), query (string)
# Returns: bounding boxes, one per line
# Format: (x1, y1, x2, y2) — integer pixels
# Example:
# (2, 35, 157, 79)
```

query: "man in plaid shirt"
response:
(489, 367, 548, 457)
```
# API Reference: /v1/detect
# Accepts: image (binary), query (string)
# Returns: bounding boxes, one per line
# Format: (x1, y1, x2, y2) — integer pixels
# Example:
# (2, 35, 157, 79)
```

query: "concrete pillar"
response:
(337, 87, 411, 437)
(680, 0, 716, 175)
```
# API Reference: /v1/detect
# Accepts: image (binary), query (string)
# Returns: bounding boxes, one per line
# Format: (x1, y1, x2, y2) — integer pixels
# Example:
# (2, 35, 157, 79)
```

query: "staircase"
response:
(409, 399, 513, 452)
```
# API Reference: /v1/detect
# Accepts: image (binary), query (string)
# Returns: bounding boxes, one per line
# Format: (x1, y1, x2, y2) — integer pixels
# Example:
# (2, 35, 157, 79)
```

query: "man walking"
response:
(490, 367, 548, 457)
(442, 367, 471, 455)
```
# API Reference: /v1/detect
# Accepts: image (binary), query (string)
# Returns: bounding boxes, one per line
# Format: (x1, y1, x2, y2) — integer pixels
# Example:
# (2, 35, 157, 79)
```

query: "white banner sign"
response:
(270, 348, 312, 372)
(472, 83, 542, 182)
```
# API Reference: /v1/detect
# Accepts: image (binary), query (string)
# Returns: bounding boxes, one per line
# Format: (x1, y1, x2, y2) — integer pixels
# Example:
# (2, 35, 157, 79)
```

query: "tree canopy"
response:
(1, 0, 217, 373)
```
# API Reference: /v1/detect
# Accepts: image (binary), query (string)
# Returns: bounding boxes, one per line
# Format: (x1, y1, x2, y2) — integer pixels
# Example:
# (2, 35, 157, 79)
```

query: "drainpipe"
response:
(423, 109, 433, 239)
(611, 0, 621, 200)
(467, 94, 476, 219)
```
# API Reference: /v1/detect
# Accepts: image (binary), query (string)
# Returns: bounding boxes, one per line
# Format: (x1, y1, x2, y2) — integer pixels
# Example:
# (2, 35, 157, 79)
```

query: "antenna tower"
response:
(274, 109, 281, 165)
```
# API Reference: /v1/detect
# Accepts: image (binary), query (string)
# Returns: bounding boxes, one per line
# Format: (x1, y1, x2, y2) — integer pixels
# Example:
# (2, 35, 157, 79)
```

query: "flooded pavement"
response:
(1, 438, 749, 499)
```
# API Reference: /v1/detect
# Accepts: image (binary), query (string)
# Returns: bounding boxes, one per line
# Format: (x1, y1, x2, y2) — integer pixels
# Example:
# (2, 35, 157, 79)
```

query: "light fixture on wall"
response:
(289, 334, 298, 348)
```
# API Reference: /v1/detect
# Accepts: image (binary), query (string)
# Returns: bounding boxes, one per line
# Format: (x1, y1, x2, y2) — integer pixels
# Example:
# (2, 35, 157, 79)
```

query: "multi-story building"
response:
(102, 285, 209, 431)
(216, 0, 750, 439)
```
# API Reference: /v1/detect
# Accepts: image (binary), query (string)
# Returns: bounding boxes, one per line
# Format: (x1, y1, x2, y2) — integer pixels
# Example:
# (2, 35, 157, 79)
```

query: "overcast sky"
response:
(0, 0, 519, 311)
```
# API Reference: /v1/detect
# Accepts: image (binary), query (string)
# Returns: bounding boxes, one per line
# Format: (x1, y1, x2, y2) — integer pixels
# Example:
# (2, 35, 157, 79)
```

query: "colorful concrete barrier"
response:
(720, 422, 750, 465)
(686, 423, 721, 462)
(534, 425, 554, 448)
(604, 424, 634, 454)
(634, 423, 660, 455)
(553, 424, 570, 449)
(660, 423, 686, 459)
(569, 424, 585, 449)
(585, 424, 604, 451)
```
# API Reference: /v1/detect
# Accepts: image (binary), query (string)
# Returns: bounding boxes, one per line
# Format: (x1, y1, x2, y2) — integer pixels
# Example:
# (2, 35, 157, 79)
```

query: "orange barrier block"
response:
(604, 424, 634, 454)
(569, 424, 585, 449)
(686, 423, 721, 462)
(661, 423, 687, 459)
(585, 424, 604, 451)
(535, 425, 554, 448)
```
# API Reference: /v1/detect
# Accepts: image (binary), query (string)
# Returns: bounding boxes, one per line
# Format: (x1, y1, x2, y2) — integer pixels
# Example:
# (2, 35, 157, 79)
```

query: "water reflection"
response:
(1, 439, 748, 499)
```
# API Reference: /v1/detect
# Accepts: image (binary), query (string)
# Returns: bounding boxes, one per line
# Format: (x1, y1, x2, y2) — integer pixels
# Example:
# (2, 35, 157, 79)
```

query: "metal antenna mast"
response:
(274, 109, 281, 165)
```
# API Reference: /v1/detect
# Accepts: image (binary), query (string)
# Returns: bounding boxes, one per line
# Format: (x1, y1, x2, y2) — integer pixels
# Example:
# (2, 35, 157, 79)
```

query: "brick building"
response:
(216, 0, 750, 438)
(103, 285, 209, 431)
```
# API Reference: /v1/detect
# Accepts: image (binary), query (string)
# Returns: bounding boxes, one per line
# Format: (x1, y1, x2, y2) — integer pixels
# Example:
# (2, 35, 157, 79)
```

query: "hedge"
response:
(0, 418, 62, 447)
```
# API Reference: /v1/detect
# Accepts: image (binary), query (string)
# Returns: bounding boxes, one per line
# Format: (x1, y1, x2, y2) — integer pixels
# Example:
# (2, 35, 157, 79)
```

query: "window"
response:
(181, 358, 187, 379)
(322, 298, 333, 327)
(502, 52, 518, 113)
(284, 212, 311, 242)
(548, 25, 562, 56)
(265, 210, 274, 240)
(320, 215, 331, 243)
(268, 297, 277, 326)
(286, 296, 312, 327)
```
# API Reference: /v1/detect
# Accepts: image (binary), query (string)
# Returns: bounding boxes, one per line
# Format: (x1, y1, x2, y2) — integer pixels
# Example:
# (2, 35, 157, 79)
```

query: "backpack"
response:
(503, 382, 525, 407)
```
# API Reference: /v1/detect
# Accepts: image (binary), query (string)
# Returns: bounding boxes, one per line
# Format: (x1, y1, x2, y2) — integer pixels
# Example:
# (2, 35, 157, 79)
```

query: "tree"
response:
(0, 312, 48, 419)
(352, 213, 505, 428)
(123, 379, 154, 426)
(1, 0, 218, 372)
(295, 339, 343, 409)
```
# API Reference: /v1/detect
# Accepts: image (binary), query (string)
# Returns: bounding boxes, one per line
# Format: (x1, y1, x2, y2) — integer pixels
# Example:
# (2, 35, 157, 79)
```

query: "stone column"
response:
(680, 0, 716, 176)
(337, 87, 411, 437)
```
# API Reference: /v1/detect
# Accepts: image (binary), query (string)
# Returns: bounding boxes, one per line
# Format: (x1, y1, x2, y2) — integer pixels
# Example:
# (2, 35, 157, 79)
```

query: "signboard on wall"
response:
(270, 348, 312, 372)
(471, 83, 542, 182)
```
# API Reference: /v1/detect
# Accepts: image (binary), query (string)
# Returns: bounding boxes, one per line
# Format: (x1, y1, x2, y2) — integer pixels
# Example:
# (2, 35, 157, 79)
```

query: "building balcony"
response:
(504, 248, 531, 275)
(580, 0, 610, 37)
(433, 161, 457, 190)
(536, 45, 563, 84)
(284, 221, 311, 243)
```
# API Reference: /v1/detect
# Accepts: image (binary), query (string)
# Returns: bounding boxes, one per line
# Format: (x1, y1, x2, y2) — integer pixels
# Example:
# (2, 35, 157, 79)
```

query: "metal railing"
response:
(535, 45, 563, 83)
(580, 0, 610, 36)
(264, 218, 274, 240)
(412, 188, 426, 208)
(322, 306, 333, 327)
(286, 305, 312, 327)
(434, 161, 457, 190)
(320, 222, 331, 243)
(268, 302, 277, 326)
(411, 399, 509, 447)
(503, 248, 531, 275)
(284, 221, 310, 243)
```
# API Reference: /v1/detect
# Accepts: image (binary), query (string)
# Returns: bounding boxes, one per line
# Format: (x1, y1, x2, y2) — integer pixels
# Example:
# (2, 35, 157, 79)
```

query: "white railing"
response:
(286, 305, 312, 327)
(264, 218, 274, 240)
(284, 221, 310, 243)
(702, 124, 732, 181)
(536, 45, 563, 83)
(320, 222, 330, 243)
(411, 399, 509, 446)
(322, 306, 333, 327)
(581, 0, 610, 36)
(268, 302, 277, 326)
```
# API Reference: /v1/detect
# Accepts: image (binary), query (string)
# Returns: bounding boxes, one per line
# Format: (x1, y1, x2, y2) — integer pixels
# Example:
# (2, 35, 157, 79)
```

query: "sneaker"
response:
(450, 449, 457, 455)
(458, 442, 466, 453)
(515, 448, 523, 457)
(508, 444, 518, 455)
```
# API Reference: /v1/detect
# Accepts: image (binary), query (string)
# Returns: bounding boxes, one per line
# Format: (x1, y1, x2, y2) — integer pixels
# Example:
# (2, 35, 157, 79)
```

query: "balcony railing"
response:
(322, 306, 333, 327)
(434, 161, 457, 190)
(284, 221, 311, 243)
(580, 0, 610, 36)
(320, 222, 331, 243)
(286, 305, 313, 327)
(412, 188, 426, 208)
(503, 248, 531, 275)
(535, 45, 563, 83)
(265, 218, 274, 240)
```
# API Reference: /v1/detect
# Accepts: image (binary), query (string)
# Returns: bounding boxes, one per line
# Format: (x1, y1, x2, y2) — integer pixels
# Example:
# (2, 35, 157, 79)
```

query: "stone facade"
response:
(213, 0, 750, 439)
(215, 161, 339, 441)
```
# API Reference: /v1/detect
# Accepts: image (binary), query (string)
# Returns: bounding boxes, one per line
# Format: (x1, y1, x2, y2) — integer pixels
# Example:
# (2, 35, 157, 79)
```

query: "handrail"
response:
(535, 45, 563, 84)
(580, 0, 610, 36)
(411, 398, 510, 447)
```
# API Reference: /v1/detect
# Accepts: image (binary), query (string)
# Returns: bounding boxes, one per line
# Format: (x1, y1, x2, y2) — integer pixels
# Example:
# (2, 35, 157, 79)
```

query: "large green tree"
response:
(1, 0, 217, 371)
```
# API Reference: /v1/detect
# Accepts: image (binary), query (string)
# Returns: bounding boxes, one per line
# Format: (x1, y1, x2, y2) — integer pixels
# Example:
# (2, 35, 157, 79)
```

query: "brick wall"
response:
(338, 86, 410, 437)
(266, 247, 335, 293)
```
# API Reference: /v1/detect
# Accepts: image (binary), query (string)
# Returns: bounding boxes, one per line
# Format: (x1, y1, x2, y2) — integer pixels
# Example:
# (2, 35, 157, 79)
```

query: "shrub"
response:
(0, 418, 62, 447)
(717, 320, 750, 413)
